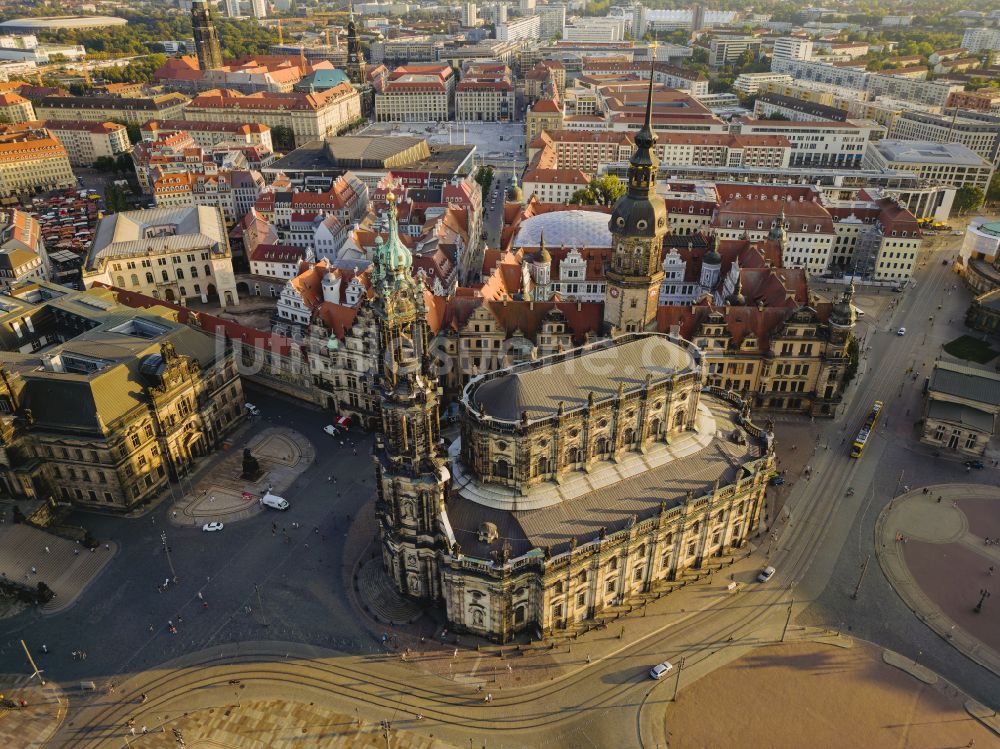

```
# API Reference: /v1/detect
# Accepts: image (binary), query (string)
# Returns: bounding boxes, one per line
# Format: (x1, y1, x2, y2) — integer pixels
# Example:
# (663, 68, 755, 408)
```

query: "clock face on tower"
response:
(610, 287, 620, 298)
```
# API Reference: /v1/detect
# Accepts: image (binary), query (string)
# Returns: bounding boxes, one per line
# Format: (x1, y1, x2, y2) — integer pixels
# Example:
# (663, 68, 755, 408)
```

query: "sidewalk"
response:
(876, 483, 1000, 677)
(0, 675, 66, 748)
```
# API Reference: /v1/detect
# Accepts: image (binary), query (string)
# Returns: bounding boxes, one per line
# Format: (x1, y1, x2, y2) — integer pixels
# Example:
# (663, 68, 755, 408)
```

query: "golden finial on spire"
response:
(386, 190, 396, 204)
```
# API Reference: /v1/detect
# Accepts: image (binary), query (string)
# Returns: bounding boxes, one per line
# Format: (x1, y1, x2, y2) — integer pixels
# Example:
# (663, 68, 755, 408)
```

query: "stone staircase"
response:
(356, 558, 425, 626)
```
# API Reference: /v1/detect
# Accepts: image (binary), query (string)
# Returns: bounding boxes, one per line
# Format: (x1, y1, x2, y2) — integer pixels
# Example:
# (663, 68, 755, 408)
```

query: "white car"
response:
(649, 662, 674, 680)
(897, 327, 906, 336)
(757, 565, 776, 583)
(245, 403, 260, 417)
(202, 522, 224, 532)
(323, 424, 340, 437)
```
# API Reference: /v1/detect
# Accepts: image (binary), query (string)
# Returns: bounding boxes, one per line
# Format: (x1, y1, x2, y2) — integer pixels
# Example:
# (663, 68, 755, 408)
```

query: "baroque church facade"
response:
(371, 75, 802, 640)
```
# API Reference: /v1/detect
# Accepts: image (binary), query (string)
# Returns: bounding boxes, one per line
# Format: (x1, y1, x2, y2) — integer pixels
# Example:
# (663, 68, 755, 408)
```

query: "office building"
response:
(709, 37, 762, 66)
(375, 64, 455, 122)
(456, 64, 513, 122)
(863, 140, 994, 191)
(889, 109, 1000, 167)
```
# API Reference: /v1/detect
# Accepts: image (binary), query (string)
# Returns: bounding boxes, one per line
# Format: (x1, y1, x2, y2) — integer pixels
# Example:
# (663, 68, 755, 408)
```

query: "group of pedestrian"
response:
(71, 650, 87, 660)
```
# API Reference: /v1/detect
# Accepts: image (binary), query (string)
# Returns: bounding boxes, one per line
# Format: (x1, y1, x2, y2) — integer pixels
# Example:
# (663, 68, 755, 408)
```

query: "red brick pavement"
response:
(901, 494, 1000, 657)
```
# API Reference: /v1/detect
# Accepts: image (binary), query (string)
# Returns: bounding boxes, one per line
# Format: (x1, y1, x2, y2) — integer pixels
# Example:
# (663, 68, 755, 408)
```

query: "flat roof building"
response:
(863, 140, 994, 191)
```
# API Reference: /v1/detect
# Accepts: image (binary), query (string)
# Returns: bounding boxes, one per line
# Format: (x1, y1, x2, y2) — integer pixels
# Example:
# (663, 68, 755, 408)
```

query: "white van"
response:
(260, 492, 289, 510)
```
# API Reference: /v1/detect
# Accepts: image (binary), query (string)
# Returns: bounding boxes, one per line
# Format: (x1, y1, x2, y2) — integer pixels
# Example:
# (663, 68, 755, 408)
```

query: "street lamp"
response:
(975, 588, 991, 613)
(161, 532, 177, 583)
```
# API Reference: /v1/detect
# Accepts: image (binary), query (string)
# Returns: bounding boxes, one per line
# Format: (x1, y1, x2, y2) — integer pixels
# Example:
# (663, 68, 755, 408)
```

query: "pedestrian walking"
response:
(141, 726, 148, 735)
(40, 644, 48, 654)
(30, 566, 36, 574)
(140, 693, 147, 703)
(44, 546, 49, 554)
(990, 566, 995, 576)
(197, 591, 203, 600)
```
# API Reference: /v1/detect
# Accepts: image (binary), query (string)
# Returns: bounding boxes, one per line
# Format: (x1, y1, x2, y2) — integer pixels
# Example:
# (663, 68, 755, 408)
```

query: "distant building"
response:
(962, 27, 1000, 54)
(772, 37, 813, 61)
(709, 37, 762, 66)
(461, 3, 478, 27)
(497, 15, 541, 42)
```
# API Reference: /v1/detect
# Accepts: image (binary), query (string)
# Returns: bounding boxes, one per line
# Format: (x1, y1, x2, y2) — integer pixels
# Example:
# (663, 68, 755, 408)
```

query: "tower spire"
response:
(626, 45, 659, 199)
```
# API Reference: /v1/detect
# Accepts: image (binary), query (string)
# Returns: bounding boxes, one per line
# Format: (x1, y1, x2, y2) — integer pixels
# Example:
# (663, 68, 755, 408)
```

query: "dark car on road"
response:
(964, 459, 984, 470)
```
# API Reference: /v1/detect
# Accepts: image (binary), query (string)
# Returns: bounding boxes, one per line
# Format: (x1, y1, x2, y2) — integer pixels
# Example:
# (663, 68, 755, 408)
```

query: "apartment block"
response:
(42, 120, 130, 167)
(496, 15, 541, 42)
(34, 93, 189, 125)
(734, 72, 793, 97)
(0, 125, 74, 197)
(143, 119, 273, 151)
(0, 92, 33, 123)
(772, 37, 813, 61)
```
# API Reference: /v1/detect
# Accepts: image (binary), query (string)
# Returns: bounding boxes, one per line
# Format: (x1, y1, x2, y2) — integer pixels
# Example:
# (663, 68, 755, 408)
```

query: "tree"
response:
(474, 165, 495, 197)
(954, 186, 985, 215)
(104, 184, 129, 214)
(271, 125, 295, 153)
(570, 175, 626, 207)
(987, 172, 1000, 205)
(115, 153, 134, 174)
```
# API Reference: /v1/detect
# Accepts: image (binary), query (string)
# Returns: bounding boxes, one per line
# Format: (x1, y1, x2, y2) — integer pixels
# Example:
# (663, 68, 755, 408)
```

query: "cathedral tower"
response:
(372, 193, 449, 600)
(191, 0, 224, 71)
(604, 66, 668, 334)
(346, 5, 367, 85)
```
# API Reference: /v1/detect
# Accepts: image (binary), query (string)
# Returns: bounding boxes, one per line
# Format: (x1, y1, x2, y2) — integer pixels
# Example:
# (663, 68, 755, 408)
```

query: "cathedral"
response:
(372, 73, 780, 641)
